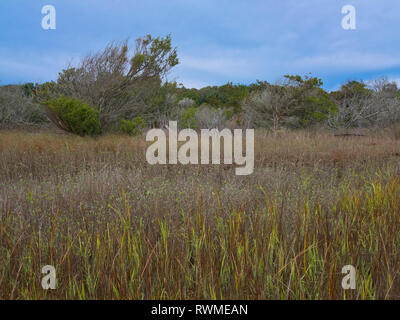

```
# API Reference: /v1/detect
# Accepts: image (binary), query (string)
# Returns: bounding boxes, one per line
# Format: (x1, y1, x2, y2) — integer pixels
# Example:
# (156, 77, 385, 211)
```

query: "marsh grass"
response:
(0, 130, 400, 299)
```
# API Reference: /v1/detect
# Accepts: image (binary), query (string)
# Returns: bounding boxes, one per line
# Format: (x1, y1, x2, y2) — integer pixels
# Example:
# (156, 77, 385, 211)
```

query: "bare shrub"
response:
(195, 105, 228, 129)
(0, 85, 48, 129)
(244, 75, 334, 134)
(328, 78, 400, 130)
(243, 81, 298, 133)
(177, 97, 195, 109)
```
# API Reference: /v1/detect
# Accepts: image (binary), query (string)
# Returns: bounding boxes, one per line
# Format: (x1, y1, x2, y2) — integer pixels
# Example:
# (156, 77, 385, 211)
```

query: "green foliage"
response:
(177, 90, 200, 105)
(181, 106, 197, 129)
(246, 75, 339, 131)
(44, 96, 100, 136)
(22, 83, 35, 97)
(120, 117, 146, 136)
(223, 108, 234, 120)
(295, 89, 338, 127)
(297, 92, 337, 127)
(7, 61, 400, 132)
(130, 34, 179, 78)
(330, 80, 372, 104)
(218, 83, 249, 112)
(32, 81, 58, 103)
(51, 34, 179, 130)
(284, 74, 323, 88)
(149, 81, 177, 109)
(284, 75, 338, 127)
(178, 82, 249, 112)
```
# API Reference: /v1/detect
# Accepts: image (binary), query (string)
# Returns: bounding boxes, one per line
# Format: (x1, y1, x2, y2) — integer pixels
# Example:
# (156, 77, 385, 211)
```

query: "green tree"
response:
(181, 106, 197, 129)
(245, 75, 337, 133)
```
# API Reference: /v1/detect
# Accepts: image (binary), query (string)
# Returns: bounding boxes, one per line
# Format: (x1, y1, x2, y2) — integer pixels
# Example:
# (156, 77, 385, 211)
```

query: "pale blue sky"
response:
(0, 0, 399, 90)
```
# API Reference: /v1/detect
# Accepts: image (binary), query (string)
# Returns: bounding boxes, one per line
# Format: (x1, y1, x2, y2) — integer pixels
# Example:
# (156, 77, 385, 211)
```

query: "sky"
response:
(0, 0, 399, 91)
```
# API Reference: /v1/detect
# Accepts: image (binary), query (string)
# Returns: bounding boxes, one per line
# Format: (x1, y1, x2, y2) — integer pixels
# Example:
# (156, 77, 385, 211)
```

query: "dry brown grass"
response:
(0, 129, 400, 299)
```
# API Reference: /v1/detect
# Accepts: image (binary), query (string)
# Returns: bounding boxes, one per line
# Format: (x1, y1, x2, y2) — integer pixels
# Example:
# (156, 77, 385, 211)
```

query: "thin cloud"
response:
(293, 52, 400, 72)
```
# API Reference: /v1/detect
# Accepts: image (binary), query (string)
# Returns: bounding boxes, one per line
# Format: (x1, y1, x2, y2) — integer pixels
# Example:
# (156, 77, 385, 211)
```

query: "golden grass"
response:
(0, 130, 400, 299)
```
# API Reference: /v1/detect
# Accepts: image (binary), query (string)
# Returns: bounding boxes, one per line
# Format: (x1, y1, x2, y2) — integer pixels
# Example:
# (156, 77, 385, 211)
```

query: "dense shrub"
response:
(44, 96, 100, 136)
(120, 117, 146, 136)
(180, 105, 197, 129)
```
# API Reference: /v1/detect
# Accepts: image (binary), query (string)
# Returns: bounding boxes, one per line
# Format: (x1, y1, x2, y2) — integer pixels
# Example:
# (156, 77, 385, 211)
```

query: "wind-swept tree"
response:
(36, 34, 178, 132)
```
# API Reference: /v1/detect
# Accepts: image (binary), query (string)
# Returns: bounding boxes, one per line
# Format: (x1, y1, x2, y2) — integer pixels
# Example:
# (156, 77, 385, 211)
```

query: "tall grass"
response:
(0, 130, 399, 299)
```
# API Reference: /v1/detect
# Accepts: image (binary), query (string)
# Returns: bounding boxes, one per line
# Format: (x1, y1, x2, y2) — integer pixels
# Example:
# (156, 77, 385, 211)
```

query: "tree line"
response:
(1, 35, 400, 136)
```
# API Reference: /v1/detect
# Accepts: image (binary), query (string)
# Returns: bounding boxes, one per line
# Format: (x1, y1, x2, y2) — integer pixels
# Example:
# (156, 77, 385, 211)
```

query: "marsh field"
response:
(0, 129, 400, 300)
